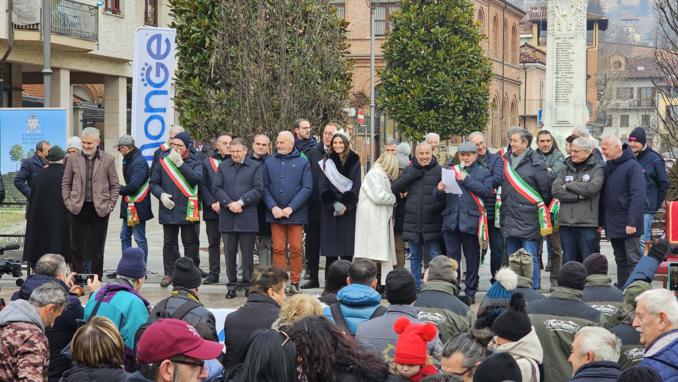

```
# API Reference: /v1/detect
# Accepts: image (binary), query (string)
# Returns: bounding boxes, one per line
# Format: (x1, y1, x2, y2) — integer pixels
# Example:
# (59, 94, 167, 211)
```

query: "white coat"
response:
(354, 165, 397, 284)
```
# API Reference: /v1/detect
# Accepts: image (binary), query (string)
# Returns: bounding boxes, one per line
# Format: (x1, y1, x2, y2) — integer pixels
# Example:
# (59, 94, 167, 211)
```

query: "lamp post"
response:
(42, 0, 52, 107)
(369, 0, 376, 167)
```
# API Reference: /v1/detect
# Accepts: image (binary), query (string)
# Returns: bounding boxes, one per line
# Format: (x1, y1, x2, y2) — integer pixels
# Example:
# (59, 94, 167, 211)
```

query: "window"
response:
(605, 114, 613, 127)
(144, 0, 157, 26)
(105, 0, 121, 15)
(538, 21, 547, 46)
(615, 87, 634, 100)
(642, 114, 651, 126)
(374, 3, 400, 36)
(511, 25, 518, 64)
(492, 15, 499, 58)
(477, 9, 485, 35)
(638, 87, 654, 100)
(620, 114, 630, 127)
(330, 0, 345, 19)
(503, 18, 508, 60)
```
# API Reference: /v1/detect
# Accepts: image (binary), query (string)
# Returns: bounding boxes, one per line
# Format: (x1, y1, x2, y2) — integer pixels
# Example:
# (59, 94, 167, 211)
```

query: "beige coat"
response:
(62, 150, 120, 217)
(493, 327, 544, 382)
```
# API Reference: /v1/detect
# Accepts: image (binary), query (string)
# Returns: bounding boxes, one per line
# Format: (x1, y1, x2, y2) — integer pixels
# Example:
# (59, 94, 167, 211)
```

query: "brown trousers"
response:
(271, 224, 304, 284)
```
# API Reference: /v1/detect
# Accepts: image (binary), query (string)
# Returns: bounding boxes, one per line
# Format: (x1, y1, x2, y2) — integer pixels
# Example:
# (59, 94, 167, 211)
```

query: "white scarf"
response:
(319, 158, 353, 193)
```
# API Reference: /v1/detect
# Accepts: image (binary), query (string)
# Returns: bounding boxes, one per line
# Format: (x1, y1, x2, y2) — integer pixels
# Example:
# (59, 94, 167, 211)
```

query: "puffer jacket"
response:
(223, 293, 280, 367)
(262, 148, 312, 225)
(493, 328, 544, 382)
(552, 154, 604, 228)
(641, 329, 678, 382)
(322, 283, 384, 335)
(500, 148, 552, 241)
(636, 147, 669, 213)
(600, 147, 646, 239)
(415, 280, 476, 343)
(59, 364, 127, 382)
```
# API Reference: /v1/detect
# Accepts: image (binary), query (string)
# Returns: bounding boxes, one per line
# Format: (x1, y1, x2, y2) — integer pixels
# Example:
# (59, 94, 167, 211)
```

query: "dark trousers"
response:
(325, 256, 353, 280)
(70, 202, 109, 278)
(305, 220, 321, 282)
(162, 223, 200, 276)
(444, 230, 480, 298)
(559, 226, 599, 263)
(223, 232, 256, 289)
(610, 236, 641, 288)
(205, 219, 222, 276)
(488, 222, 505, 280)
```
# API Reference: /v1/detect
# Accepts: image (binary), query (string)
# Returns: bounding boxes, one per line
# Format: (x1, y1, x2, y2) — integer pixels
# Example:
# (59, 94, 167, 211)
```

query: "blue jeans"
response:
(121, 220, 148, 263)
(559, 226, 599, 263)
(640, 213, 654, 254)
(505, 237, 539, 289)
(408, 240, 440, 289)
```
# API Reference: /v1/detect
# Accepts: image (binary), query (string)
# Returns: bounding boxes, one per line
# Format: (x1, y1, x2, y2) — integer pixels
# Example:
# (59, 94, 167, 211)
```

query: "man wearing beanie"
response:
(527, 261, 603, 382)
(355, 268, 441, 363)
(151, 130, 204, 287)
(472, 352, 523, 382)
(83, 247, 149, 371)
(415, 256, 475, 343)
(508, 249, 544, 302)
(149, 257, 217, 340)
(491, 293, 543, 382)
(582, 253, 623, 321)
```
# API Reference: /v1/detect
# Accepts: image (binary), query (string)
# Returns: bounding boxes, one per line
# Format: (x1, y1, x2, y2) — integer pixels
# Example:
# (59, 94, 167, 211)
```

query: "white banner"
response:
(131, 27, 177, 163)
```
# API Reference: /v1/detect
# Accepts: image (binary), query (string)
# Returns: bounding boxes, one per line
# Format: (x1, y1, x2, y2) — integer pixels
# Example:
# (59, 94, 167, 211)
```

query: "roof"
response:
(616, 56, 662, 79)
(520, 43, 546, 65)
(524, 6, 609, 31)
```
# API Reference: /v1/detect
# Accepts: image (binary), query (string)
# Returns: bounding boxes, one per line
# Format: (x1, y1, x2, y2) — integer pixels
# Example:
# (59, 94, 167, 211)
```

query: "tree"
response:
(378, 0, 493, 140)
(653, 0, 678, 155)
(171, 0, 352, 141)
(9, 145, 24, 170)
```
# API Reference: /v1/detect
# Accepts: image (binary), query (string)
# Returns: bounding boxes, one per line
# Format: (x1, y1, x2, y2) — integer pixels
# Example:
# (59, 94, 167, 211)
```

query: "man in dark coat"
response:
(150, 126, 184, 175)
(200, 133, 232, 284)
(627, 127, 669, 254)
(391, 142, 442, 288)
(292, 117, 317, 157)
(568, 327, 622, 382)
(581, 253, 623, 322)
(14, 140, 49, 198)
(23, 146, 71, 265)
(302, 123, 337, 289)
(434, 142, 493, 302)
(501, 128, 552, 289)
(213, 138, 264, 298)
(117, 135, 153, 264)
(600, 134, 646, 288)
(250, 134, 272, 269)
(11, 253, 83, 382)
(151, 131, 203, 287)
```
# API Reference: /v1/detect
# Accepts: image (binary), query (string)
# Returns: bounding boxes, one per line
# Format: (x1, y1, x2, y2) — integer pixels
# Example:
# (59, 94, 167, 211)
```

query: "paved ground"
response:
(0, 199, 628, 310)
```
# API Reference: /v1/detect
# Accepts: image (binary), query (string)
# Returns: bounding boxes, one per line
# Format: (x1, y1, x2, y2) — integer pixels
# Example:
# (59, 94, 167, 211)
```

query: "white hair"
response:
(575, 327, 621, 363)
(169, 126, 185, 135)
(80, 127, 100, 140)
(425, 133, 440, 142)
(35, 254, 69, 279)
(468, 132, 485, 142)
(571, 137, 594, 152)
(636, 289, 678, 325)
(29, 283, 68, 309)
(572, 126, 591, 138)
(253, 134, 270, 143)
(278, 131, 295, 143)
(600, 133, 622, 147)
(507, 126, 523, 140)
(416, 141, 432, 152)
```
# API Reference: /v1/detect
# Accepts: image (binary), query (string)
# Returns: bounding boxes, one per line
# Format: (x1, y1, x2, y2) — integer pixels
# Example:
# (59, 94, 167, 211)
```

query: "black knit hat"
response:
(385, 268, 417, 305)
(629, 127, 647, 146)
(172, 257, 202, 289)
(473, 352, 522, 382)
(558, 261, 588, 290)
(492, 293, 531, 342)
(583, 253, 608, 276)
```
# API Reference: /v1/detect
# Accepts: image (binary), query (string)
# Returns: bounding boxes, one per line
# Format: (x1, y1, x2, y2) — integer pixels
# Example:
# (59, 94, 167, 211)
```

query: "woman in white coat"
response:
(354, 151, 399, 285)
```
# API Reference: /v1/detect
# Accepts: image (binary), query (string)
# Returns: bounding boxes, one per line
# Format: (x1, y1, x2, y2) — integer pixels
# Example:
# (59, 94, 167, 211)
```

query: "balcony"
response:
(608, 99, 655, 109)
(519, 98, 544, 116)
(13, 0, 98, 51)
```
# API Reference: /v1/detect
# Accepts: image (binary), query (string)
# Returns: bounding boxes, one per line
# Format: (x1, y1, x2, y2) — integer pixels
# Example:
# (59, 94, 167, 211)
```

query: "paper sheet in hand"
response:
(441, 168, 463, 194)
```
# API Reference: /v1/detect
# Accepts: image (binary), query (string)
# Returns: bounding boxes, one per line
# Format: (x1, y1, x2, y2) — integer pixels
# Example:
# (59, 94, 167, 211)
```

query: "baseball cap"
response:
(136, 318, 223, 363)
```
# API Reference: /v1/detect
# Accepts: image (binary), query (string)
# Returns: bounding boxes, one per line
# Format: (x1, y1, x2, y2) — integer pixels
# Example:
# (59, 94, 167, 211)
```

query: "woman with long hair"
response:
(289, 315, 389, 382)
(319, 259, 352, 305)
(223, 329, 297, 382)
(318, 131, 362, 274)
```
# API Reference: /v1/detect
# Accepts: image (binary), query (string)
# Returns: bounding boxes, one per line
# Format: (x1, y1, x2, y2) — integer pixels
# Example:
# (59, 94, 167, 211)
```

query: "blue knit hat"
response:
(174, 132, 192, 149)
(477, 268, 517, 318)
(117, 247, 146, 279)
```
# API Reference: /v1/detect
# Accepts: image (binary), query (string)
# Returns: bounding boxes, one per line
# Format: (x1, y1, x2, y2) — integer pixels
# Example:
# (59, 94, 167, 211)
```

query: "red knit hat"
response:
(394, 317, 438, 365)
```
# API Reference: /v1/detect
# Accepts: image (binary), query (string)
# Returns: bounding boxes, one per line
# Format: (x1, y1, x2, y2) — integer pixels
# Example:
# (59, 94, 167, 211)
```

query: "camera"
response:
(0, 244, 22, 279)
(73, 274, 96, 285)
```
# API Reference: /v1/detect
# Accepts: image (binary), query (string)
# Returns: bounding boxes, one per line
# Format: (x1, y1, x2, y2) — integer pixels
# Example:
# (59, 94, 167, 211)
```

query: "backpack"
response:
(329, 302, 387, 335)
(134, 297, 201, 349)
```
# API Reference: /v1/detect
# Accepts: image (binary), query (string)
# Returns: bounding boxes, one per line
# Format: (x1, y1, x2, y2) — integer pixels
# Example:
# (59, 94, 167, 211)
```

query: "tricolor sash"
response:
(503, 159, 553, 236)
(159, 157, 200, 222)
(494, 147, 508, 228)
(159, 141, 171, 152)
(549, 198, 560, 231)
(209, 157, 221, 173)
(123, 180, 150, 227)
(452, 165, 489, 242)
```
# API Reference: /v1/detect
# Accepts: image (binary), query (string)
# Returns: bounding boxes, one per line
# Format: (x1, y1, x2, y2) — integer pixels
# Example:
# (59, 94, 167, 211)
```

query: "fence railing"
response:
(13, 0, 98, 43)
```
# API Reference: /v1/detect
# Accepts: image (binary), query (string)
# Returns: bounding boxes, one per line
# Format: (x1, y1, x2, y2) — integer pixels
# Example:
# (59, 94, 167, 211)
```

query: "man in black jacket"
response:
(251, 134, 272, 269)
(568, 327, 622, 382)
(14, 140, 49, 199)
(582, 253, 623, 321)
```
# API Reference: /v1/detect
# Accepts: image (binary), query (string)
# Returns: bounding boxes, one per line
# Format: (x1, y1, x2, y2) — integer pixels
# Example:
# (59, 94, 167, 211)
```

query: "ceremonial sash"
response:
(123, 180, 150, 227)
(549, 198, 560, 231)
(494, 147, 508, 228)
(159, 141, 171, 152)
(209, 157, 221, 173)
(503, 159, 553, 236)
(319, 158, 353, 193)
(159, 157, 200, 222)
(452, 165, 489, 242)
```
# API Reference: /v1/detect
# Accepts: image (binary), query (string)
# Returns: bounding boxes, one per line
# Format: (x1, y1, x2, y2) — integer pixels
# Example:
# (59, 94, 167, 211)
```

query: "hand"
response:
(272, 206, 284, 219)
(211, 202, 220, 213)
(160, 193, 175, 210)
(401, 192, 408, 198)
(333, 202, 347, 216)
(87, 274, 102, 293)
(228, 202, 242, 213)
(625, 226, 637, 235)
(282, 207, 293, 218)
(437, 181, 446, 192)
(167, 149, 184, 167)
(64, 272, 76, 289)
(456, 172, 467, 181)
(597, 226, 604, 234)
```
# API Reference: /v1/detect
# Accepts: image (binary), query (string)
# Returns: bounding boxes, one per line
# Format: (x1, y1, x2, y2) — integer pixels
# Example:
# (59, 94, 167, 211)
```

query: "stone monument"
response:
(543, 0, 589, 144)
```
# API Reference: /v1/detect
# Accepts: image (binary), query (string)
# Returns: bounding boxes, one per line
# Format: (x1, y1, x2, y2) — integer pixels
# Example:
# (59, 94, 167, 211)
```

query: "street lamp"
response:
(369, 0, 377, 167)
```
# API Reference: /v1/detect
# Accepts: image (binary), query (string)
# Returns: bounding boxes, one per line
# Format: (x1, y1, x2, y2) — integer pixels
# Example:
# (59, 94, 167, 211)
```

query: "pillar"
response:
(10, 64, 23, 107)
(104, 75, 127, 155)
(51, 68, 72, 135)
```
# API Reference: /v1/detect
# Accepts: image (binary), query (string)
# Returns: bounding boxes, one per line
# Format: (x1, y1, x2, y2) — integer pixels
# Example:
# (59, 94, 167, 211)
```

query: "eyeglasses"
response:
(170, 357, 205, 373)
(274, 329, 290, 346)
(449, 367, 471, 377)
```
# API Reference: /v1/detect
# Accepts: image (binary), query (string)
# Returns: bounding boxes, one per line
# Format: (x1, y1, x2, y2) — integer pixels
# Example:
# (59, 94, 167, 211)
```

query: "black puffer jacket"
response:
(391, 158, 442, 243)
(59, 364, 127, 382)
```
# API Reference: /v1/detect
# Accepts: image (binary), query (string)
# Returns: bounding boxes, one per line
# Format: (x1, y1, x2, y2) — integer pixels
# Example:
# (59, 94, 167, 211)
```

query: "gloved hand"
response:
(167, 149, 184, 167)
(160, 193, 175, 210)
(648, 238, 670, 263)
(333, 201, 347, 216)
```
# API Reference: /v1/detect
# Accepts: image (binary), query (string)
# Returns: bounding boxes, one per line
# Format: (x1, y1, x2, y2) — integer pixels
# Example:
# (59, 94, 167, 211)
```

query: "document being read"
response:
(441, 168, 463, 195)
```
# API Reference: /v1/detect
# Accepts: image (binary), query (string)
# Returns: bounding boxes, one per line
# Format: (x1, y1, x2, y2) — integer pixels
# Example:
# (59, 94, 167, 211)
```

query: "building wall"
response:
(519, 63, 545, 134)
(600, 77, 658, 140)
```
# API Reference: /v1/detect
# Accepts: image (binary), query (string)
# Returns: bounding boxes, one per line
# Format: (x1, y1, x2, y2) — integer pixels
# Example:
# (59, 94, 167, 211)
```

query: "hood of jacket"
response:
(0, 299, 44, 331)
(585, 274, 613, 287)
(420, 280, 459, 296)
(337, 283, 382, 307)
(606, 146, 635, 172)
(494, 327, 544, 363)
(12, 273, 69, 301)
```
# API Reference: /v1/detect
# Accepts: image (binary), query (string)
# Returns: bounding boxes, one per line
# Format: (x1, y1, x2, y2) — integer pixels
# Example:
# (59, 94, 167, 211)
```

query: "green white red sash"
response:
(494, 147, 508, 227)
(549, 198, 560, 231)
(503, 159, 553, 236)
(209, 157, 221, 173)
(159, 141, 171, 152)
(452, 165, 489, 242)
(159, 157, 200, 222)
(123, 180, 150, 227)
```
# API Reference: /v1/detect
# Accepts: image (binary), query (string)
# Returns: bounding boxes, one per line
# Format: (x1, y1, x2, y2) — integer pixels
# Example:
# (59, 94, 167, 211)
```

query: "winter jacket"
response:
(213, 157, 264, 233)
(322, 283, 384, 335)
(319, 151, 362, 258)
(636, 147, 669, 213)
(119, 148, 153, 222)
(200, 151, 230, 221)
(528, 287, 601, 323)
(223, 293, 280, 367)
(435, 161, 493, 235)
(14, 154, 46, 198)
(294, 136, 317, 157)
(391, 158, 443, 243)
(355, 305, 441, 364)
(415, 280, 476, 343)
(569, 361, 621, 382)
(500, 148, 552, 241)
(493, 327, 544, 382)
(582, 275, 623, 323)
(0, 299, 49, 382)
(84, 280, 150, 371)
(250, 154, 271, 235)
(149, 287, 217, 340)
(537, 147, 566, 181)
(11, 274, 84, 381)
(516, 276, 544, 302)
(640, 329, 678, 382)
(62, 149, 120, 217)
(600, 147, 646, 239)
(307, 142, 329, 222)
(477, 151, 504, 220)
(617, 342, 644, 370)
(150, 148, 203, 225)
(262, 148, 312, 225)
(552, 154, 604, 228)
(60, 364, 127, 382)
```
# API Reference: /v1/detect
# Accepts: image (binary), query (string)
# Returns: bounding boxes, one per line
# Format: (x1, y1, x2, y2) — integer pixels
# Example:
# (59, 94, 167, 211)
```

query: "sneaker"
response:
(203, 274, 219, 284)
(160, 275, 172, 288)
(288, 284, 300, 295)
(226, 290, 237, 299)
(106, 272, 117, 279)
